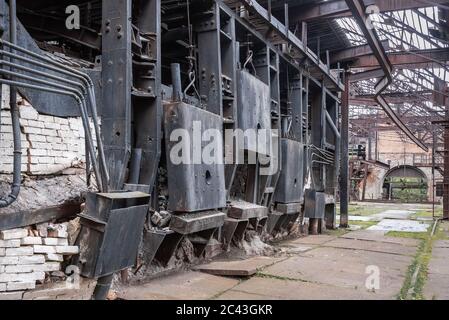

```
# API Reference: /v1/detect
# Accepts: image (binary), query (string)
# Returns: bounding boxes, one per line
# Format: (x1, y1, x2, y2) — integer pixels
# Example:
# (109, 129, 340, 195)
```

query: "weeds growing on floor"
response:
(336, 205, 386, 217)
(397, 221, 436, 300)
(348, 220, 378, 229)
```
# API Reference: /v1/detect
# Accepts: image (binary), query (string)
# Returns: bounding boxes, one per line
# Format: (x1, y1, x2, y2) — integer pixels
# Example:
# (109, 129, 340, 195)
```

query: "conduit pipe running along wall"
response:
(0, 61, 103, 189)
(0, 0, 20, 208)
(0, 75, 105, 185)
(344, 0, 428, 152)
(0, 39, 109, 188)
(0, 39, 109, 193)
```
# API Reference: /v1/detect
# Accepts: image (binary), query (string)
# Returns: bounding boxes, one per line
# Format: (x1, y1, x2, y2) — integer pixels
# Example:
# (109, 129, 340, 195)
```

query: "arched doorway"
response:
(382, 165, 428, 202)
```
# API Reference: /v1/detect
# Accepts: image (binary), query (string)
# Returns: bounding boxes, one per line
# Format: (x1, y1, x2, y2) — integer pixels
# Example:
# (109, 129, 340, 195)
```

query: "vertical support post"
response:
(290, 73, 302, 142)
(132, 0, 162, 191)
(301, 22, 307, 47)
(339, 73, 349, 228)
(101, 0, 132, 190)
(284, 3, 289, 34)
(444, 123, 449, 219)
(171, 63, 182, 102)
(310, 88, 324, 191)
(362, 163, 368, 201)
(95, 0, 133, 300)
(367, 129, 372, 160)
(432, 132, 436, 218)
(221, 12, 238, 198)
(196, 3, 223, 116)
(267, 0, 272, 21)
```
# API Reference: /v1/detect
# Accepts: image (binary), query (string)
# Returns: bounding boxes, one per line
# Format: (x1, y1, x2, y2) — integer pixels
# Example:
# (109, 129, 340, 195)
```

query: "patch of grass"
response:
(348, 220, 378, 230)
(397, 221, 437, 300)
(411, 207, 443, 220)
(324, 228, 348, 237)
(412, 211, 433, 218)
(337, 204, 385, 217)
(433, 225, 449, 240)
(256, 272, 307, 283)
(386, 231, 428, 240)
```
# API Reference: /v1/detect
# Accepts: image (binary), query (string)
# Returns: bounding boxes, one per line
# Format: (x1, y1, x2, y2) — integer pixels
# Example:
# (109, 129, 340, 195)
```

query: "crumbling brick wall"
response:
(0, 85, 93, 175)
(0, 224, 79, 298)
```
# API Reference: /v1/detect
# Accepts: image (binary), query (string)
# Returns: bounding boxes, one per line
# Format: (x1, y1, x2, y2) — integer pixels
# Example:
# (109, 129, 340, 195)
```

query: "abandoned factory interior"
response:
(0, 0, 448, 301)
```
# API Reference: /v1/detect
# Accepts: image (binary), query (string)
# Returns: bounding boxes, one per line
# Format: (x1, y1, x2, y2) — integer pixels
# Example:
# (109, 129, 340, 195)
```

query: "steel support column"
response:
(339, 73, 349, 228)
(196, 2, 223, 116)
(101, 0, 133, 190)
(94, 0, 133, 299)
(444, 111, 449, 219)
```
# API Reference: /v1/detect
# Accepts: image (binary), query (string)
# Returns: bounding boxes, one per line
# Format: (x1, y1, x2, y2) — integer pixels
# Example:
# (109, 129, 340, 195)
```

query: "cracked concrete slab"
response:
(427, 257, 449, 276)
(341, 230, 420, 247)
(215, 289, 278, 300)
(372, 210, 414, 220)
(424, 273, 449, 300)
(117, 271, 239, 300)
(298, 247, 413, 270)
(336, 215, 376, 222)
(193, 256, 283, 277)
(322, 238, 417, 256)
(262, 258, 405, 298)
(433, 240, 449, 248)
(279, 244, 313, 254)
(217, 277, 383, 300)
(429, 247, 449, 260)
(289, 235, 336, 245)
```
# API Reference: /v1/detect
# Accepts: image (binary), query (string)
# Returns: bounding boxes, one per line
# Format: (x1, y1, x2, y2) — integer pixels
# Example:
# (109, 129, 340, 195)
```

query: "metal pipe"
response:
(0, 39, 92, 86)
(92, 273, 114, 300)
(339, 73, 350, 228)
(0, 78, 104, 192)
(0, 60, 107, 189)
(0, 60, 84, 89)
(0, 45, 109, 188)
(345, 0, 427, 152)
(170, 63, 182, 102)
(0, 0, 20, 208)
(325, 110, 341, 139)
(0, 51, 109, 190)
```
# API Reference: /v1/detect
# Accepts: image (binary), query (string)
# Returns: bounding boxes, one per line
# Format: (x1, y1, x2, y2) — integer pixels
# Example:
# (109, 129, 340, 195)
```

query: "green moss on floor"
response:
(398, 221, 437, 300)
(348, 220, 378, 229)
(411, 207, 443, 220)
(386, 231, 428, 240)
(434, 224, 449, 240)
(324, 228, 348, 237)
(336, 204, 386, 217)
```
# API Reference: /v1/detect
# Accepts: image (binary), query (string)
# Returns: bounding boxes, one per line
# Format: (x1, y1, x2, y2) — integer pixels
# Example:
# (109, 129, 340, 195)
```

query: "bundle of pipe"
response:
(0, 6, 109, 200)
(0, 0, 19, 208)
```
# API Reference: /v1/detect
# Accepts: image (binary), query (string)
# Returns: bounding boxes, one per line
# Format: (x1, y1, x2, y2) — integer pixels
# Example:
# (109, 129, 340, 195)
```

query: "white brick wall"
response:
(0, 85, 97, 175)
(0, 223, 79, 295)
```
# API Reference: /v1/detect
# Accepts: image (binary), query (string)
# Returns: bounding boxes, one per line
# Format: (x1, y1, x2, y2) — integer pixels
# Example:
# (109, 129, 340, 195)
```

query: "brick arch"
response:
(382, 165, 428, 202)
(383, 165, 427, 183)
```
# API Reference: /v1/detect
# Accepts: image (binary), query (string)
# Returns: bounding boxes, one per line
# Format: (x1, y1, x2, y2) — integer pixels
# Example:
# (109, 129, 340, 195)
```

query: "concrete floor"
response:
(424, 222, 449, 300)
(117, 203, 448, 300)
